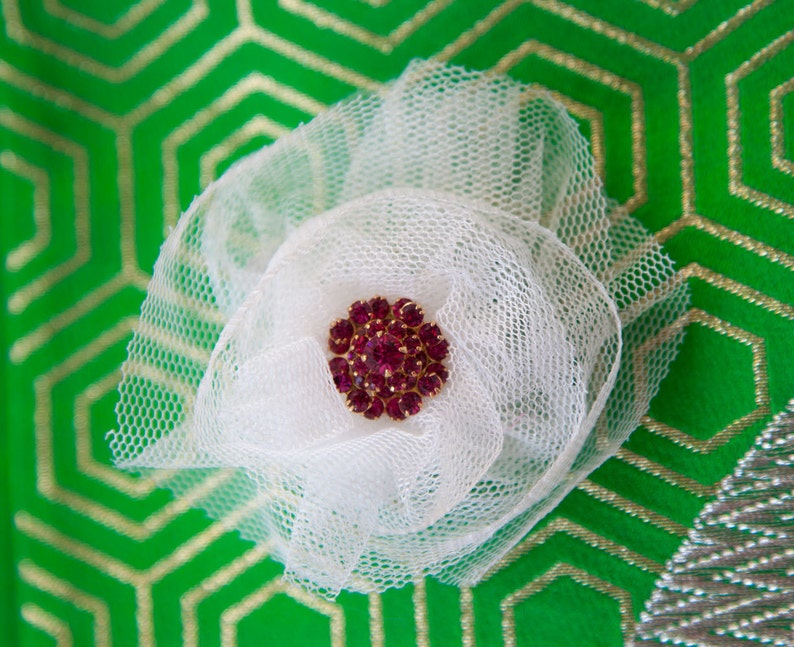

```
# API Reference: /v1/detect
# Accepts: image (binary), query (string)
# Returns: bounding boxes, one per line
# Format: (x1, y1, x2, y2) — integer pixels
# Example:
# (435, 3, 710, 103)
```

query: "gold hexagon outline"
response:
(1, 150, 52, 272)
(20, 602, 74, 647)
(15, 490, 274, 647)
(438, 0, 778, 226)
(42, 0, 166, 39)
(636, 0, 699, 17)
(161, 71, 325, 230)
(494, 40, 648, 213)
(726, 28, 794, 219)
(276, 0, 454, 54)
(19, 560, 111, 647)
(2, 0, 209, 83)
(34, 316, 235, 539)
(770, 76, 794, 175)
(0, 109, 91, 315)
(74, 368, 155, 497)
(198, 114, 289, 189)
(180, 543, 271, 647)
(500, 563, 635, 646)
(219, 577, 346, 647)
(638, 307, 770, 453)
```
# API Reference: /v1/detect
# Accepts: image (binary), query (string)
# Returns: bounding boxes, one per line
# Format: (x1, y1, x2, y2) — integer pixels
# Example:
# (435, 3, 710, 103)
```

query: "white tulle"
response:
(110, 60, 688, 597)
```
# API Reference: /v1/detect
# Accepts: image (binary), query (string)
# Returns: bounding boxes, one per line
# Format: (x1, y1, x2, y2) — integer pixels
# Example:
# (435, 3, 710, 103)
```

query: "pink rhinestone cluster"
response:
(328, 297, 449, 420)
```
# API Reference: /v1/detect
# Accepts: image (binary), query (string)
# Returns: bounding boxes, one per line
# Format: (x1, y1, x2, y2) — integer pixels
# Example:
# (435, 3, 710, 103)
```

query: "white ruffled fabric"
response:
(110, 60, 688, 597)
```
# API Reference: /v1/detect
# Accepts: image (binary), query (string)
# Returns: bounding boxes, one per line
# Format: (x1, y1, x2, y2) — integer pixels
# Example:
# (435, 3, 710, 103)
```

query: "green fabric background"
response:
(2, 0, 793, 645)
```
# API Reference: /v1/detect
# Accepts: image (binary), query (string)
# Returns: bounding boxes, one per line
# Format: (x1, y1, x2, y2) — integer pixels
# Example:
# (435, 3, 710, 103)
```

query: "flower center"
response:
(328, 297, 449, 420)
(364, 333, 404, 375)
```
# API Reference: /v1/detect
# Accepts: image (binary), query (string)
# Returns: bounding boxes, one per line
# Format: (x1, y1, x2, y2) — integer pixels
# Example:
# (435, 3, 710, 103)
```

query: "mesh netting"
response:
(109, 60, 688, 597)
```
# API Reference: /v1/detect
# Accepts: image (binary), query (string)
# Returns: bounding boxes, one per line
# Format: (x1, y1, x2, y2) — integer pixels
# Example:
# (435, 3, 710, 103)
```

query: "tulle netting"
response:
(109, 60, 688, 597)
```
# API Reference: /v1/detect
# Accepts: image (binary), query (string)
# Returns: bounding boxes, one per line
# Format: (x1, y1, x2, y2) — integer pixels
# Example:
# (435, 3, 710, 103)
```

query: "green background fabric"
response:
(1, 1, 793, 645)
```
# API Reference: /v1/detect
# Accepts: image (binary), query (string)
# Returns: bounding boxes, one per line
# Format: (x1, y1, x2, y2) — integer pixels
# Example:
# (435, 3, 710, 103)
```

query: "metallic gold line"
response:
(770, 77, 794, 175)
(641, 307, 771, 452)
(126, 29, 246, 125)
(544, 89, 607, 182)
(494, 40, 647, 212)
(487, 517, 663, 580)
(32, 317, 220, 539)
(15, 515, 139, 582)
(657, 214, 794, 270)
(0, 61, 118, 126)
(413, 577, 429, 647)
(576, 479, 689, 536)
(19, 562, 110, 647)
(727, 28, 794, 218)
(0, 109, 91, 315)
(116, 130, 141, 274)
(636, 0, 698, 17)
(221, 579, 346, 647)
(145, 492, 270, 581)
(532, 0, 680, 63)
(277, 0, 454, 54)
(20, 603, 74, 647)
(368, 593, 385, 647)
(42, 0, 166, 39)
(2, 0, 209, 83)
(9, 273, 133, 363)
(126, 23, 376, 129)
(199, 115, 287, 187)
(162, 72, 325, 229)
(278, 0, 391, 52)
(180, 543, 271, 647)
(246, 25, 380, 91)
(436, 0, 520, 61)
(0, 63, 136, 273)
(75, 369, 155, 496)
(685, 0, 776, 59)
(677, 62, 696, 215)
(500, 563, 635, 646)
(683, 263, 794, 320)
(1, 150, 51, 271)
(459, 587, 476, 647)
(615, 448, 713, 497)
(236, 0, 254, 25)
(135, 585, 154, 647)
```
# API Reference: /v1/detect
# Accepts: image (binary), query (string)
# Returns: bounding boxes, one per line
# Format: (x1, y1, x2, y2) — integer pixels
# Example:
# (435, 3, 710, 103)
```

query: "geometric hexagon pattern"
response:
(2, 1, 793, 645)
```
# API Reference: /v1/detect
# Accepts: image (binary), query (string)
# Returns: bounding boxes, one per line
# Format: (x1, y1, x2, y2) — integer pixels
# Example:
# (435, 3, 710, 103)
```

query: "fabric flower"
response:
(110, 61, 688, 597)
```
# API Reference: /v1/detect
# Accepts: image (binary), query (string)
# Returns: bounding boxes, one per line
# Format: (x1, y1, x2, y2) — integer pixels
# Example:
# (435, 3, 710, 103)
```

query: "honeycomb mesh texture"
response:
(110, 60, 688, 597)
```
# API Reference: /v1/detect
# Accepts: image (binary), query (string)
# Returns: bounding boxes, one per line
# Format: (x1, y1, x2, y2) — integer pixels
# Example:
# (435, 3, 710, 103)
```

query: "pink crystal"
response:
(426, 362, 449, 383)
(347, 389, 371, 413)
(398, 301, 424, 327)
(403, 335, 422, 354)
(328, 296, 450, 422)
(402, 356, 423, 375)
(387, 320, 408, 338)
(385, 397, 406, 421)
(392, 298, 412, 319)
(369, 297, 390, 320)
(363, 333, 405, 376)
(333, 371, 352, 393)
(329, 338, 350, 354)
(426, 340, 449, 361)
(399, 392, 422, 416)
(329, 319, 353, 341)
(418, 323, 443, 345)
(418, 374, 442, 397)
(387, 371, 416, 394)
(364, 397, 385, 420)
(349, 300, 372, 325)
